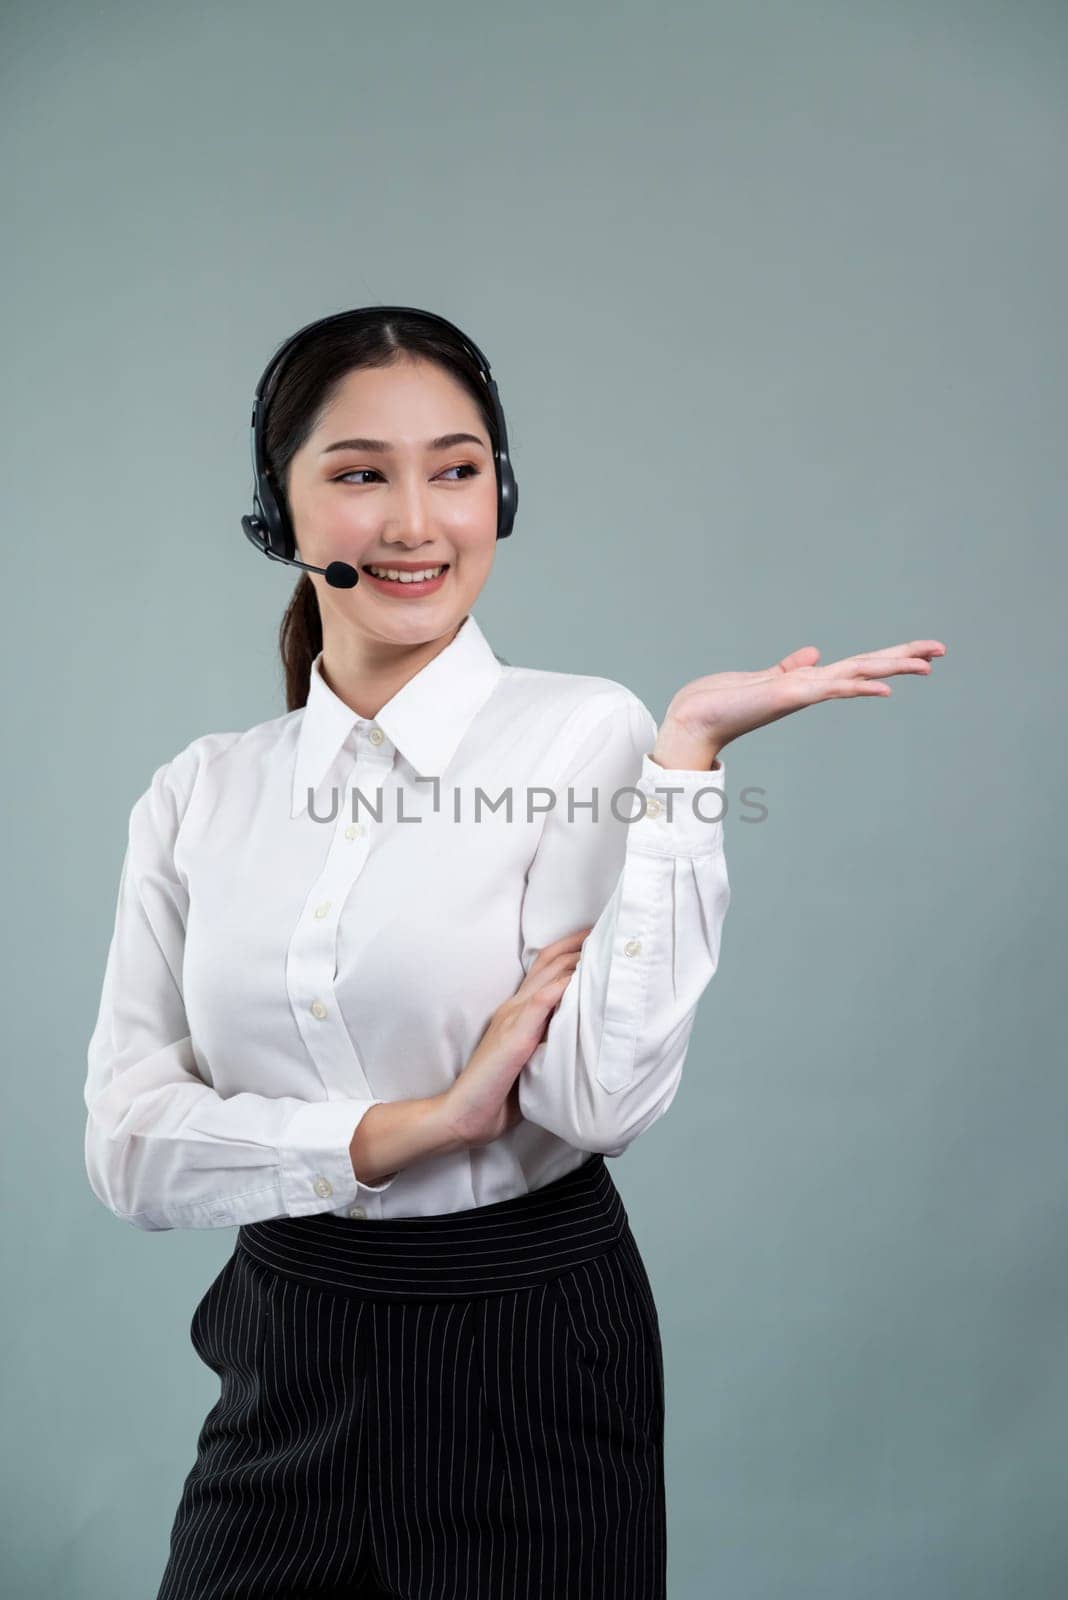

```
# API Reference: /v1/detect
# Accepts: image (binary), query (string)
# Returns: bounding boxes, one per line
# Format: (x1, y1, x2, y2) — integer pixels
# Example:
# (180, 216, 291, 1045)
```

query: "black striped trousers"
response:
(155, 1153, 667, 1598)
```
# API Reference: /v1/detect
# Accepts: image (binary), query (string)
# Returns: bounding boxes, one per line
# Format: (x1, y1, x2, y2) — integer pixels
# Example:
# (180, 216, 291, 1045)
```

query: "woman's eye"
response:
(334, 464, 480, 485)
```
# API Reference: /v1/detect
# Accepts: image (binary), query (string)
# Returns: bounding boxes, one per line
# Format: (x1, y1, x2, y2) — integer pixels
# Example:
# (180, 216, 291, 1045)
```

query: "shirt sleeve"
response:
(83, 748, 398, 1232)
(516, 689, 731, 1156)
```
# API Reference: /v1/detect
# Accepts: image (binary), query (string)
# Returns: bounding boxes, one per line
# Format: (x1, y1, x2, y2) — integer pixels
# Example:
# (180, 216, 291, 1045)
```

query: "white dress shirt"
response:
(84, 611, 731, 1229)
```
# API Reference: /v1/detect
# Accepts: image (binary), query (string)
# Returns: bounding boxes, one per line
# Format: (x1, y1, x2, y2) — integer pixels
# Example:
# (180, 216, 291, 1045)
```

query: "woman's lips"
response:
(360, 565, 450, 597)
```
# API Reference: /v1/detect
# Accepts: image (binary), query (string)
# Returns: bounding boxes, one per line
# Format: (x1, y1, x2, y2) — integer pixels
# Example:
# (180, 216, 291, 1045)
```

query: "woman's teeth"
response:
(365, 565, 447, 583)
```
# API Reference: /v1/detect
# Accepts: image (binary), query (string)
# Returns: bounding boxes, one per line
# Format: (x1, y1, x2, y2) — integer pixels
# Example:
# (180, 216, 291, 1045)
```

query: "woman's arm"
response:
(83, 749, 414, 1231)
(515, 689, 731, 1156)
(514, 634, 947, 1157)
(350, 1097, 467, 1187)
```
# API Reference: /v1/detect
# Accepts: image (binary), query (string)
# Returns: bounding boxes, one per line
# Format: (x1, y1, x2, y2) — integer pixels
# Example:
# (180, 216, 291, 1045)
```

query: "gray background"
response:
(3, 0, 1065, 1594)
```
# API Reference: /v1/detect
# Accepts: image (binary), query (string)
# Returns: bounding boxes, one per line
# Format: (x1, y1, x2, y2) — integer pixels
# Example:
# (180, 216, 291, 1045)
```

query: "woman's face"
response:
(285, 355, 500, 649)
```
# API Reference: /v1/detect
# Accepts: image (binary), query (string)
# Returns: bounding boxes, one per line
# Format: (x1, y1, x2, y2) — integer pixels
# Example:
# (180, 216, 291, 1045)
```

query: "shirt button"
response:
(314, 901, 331, 918)
(644, 796, 664, 818)
(310, 999, 328, 1019)
(345, 823, 364, 840)
(624, 938, 642, 956)
(368, 727, 385, 746)
(313, 1175, 333, 1198)
(347, 1205, 367, 1220)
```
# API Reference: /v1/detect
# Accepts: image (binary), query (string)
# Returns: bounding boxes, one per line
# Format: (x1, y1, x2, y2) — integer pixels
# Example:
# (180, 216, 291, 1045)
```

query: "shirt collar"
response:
(291, 611, 507, 817)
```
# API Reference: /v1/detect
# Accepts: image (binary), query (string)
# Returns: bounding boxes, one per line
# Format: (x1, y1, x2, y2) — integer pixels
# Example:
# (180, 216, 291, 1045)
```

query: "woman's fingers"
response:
(826, 639, 946, 671)
(824, 656, 941, 698)
(775, 640, 946, 707)
(775, 646, 822, 673)
(807, 641, 945, 693)
(528, 950, 583, 995)
(516, 930, 592, 1002)
(516, 951, 585, 1018)
(853, 655, 933, 678)
(529, 926, 594, 967)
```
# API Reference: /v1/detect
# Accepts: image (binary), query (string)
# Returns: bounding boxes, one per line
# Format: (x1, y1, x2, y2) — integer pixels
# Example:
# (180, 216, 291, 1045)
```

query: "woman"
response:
(84, 305, 944, 1599)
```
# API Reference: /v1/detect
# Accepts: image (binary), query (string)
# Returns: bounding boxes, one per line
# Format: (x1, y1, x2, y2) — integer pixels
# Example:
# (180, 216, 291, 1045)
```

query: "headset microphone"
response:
(239, 521, 360, 588)
(241, 304, 518, 579)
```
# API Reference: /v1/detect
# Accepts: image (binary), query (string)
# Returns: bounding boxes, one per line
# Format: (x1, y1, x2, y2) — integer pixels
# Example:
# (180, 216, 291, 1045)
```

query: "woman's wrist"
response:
(350, 1094, 469, 1186)
(650, 734, 722, 771)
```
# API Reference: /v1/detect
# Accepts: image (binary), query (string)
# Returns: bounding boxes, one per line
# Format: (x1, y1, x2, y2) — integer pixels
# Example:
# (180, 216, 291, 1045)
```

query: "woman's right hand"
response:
(437, 925, 595, 1150)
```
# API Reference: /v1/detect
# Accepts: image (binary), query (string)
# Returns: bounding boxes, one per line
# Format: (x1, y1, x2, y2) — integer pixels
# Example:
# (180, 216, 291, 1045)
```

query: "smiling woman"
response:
(88, 305, 718, 1599)
(89, 301, 943, 1597)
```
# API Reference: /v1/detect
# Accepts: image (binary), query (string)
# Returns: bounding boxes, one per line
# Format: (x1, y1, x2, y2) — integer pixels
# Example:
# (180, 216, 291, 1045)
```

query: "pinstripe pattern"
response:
(156, 1155, 666, 1598)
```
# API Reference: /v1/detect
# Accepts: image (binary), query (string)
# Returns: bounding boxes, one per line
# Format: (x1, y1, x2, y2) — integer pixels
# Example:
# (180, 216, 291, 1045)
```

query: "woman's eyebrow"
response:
(320, 433, 487, 456)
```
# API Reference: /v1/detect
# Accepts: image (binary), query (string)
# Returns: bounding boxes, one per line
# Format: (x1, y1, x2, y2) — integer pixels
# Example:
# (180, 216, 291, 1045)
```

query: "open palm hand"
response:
(655, 640, 947, 767)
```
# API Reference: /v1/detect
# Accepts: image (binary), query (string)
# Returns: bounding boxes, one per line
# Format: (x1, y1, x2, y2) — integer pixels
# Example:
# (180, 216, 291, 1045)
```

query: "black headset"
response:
(241, 306, 518, 587)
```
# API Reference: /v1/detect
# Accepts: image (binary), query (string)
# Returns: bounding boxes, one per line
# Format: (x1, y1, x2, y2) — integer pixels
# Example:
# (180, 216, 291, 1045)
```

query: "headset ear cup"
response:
(256, 473, 296, 560)
(497, 464, 517, 539)
(486, 373, 517, 540)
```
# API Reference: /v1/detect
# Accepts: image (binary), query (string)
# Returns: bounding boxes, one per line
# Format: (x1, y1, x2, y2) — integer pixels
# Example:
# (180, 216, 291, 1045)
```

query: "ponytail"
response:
(278, 573, 323, 712)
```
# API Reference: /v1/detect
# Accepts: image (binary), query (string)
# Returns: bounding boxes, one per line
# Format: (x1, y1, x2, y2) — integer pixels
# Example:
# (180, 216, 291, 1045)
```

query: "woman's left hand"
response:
(652, 639, 947, 770)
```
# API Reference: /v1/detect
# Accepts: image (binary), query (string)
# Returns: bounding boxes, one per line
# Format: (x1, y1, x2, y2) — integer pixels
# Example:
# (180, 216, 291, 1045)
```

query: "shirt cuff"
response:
(279, 1098, 398, 1216)
(626, 752, 728, 857)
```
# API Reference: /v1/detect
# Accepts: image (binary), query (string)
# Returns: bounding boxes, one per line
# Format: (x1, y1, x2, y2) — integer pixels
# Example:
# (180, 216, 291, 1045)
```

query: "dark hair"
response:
(263, 308, 501, 712)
